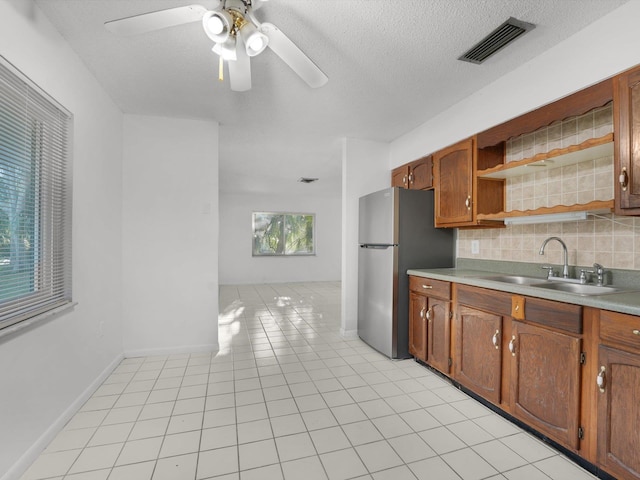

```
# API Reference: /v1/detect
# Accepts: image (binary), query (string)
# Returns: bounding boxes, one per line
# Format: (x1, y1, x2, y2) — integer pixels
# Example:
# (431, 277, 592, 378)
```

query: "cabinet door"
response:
(454, 305, 502, 404)
(434, 138, 474, 226)
(391, 165, 409, 188)
(409, 292, 428, 361)
(427, 297, 450, 374)
(597, 345, 640, 480)
(615, 66, 640, 214)
(408, 156, 433, 190)
(510, 321, 581, 450)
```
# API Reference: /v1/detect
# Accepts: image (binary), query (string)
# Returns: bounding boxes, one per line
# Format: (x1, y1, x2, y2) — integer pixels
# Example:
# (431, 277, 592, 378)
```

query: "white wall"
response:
(341, 138, 391, 336)
(390, 1, 640, 167)
(0, 2, 124, 478)
(122, 115, 219, 356)
(219, 192, 341, 284)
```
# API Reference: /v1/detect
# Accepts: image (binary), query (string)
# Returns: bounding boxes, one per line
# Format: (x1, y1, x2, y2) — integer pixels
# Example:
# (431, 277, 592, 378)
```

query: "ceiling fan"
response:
(104, 0, 328, 92)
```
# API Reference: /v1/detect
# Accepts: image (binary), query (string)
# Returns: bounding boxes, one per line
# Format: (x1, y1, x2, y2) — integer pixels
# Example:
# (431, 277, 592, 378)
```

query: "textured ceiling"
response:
(33, 0, 630, 195)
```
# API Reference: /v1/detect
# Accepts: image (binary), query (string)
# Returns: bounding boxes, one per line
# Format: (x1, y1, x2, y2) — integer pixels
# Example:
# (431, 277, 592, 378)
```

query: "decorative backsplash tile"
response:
(458, 102, 640, 271)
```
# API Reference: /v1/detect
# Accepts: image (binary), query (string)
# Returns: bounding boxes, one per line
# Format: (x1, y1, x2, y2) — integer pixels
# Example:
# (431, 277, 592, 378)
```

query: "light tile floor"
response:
(20, 282, 598, 480)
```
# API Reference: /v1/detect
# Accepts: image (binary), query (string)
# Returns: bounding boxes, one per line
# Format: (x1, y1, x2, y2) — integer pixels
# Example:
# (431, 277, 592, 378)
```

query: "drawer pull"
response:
(492, 330, 500, 350)
(597, 366, 606, 393)
(508, 335, 516, 356)
(633, 329, 640, 336)
(422, 285, 433, 289)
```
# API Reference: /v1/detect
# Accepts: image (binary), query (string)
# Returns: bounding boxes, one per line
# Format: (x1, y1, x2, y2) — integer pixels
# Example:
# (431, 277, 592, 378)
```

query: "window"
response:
(252, 212, 315, 256)
(0, 57, 72, 333)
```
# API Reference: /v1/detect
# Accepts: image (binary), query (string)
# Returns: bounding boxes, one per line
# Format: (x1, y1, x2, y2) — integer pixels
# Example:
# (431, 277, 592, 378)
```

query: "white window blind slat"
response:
(0, 56, 72, 332)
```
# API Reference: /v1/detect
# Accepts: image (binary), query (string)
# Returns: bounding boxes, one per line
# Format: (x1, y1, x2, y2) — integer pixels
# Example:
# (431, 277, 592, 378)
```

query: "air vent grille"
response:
(459, 17, 535, 64)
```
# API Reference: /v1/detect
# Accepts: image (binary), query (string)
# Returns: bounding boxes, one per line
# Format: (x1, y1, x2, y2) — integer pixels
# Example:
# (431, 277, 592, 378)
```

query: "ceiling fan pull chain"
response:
(219, 56, 224, 82)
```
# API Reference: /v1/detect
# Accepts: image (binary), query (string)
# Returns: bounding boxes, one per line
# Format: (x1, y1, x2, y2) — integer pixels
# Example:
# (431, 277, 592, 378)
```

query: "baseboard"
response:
(2, 353, 124, 480)
(340, 328, 358, 338)
(124, 343, 219, 358)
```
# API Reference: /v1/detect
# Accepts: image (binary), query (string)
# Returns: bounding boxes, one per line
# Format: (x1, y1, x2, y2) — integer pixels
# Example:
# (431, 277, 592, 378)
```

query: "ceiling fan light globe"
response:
(212, 38, 238, 61)
(203, 10, 232, 43)
(239, 22, 269, 56)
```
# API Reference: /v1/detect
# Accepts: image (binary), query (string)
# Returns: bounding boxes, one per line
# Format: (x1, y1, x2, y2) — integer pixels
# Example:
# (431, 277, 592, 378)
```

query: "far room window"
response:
(0, 56, 72, 334)
(252, 212, 315, 256)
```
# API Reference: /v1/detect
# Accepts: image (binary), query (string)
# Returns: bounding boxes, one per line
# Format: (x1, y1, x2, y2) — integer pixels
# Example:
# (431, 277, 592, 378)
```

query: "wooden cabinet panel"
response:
(600, 309, 640, 351)
(510, 320, 582, 450)
(409, 292, 428, 361)
(615, 65, 640, 215)
(454, 305, 502, 404)
(391, 165, 409, 188)
(434, 138, 474, 226)
(409, 276, 451, 300)
(391, 156, 433, 190)
(524, 296, 582, 334)
(428, 297, 451, 374)
(408, 156, 433, 190)
(456, 284, 512, 317)
(597, 345, 640, 479)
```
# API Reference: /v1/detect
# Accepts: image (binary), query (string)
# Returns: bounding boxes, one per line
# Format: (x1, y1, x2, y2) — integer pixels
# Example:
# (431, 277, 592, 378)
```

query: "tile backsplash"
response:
(458, 102, 640, 272)
(458, 215, 640, 271)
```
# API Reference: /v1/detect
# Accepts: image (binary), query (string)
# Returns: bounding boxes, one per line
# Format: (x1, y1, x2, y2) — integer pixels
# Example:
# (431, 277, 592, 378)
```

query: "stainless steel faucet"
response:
(539, 236, 569, 278)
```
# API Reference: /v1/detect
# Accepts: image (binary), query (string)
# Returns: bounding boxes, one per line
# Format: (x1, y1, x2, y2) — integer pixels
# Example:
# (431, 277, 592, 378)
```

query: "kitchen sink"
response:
(530, 282, 631, 296)
(479, 275, 547, 285)
(478, 274, 635, 296)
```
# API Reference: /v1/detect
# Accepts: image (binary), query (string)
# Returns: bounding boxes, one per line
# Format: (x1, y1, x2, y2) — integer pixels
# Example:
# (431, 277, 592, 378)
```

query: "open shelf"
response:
(477, 134, 613, 179)
(476, 199, 614, 222)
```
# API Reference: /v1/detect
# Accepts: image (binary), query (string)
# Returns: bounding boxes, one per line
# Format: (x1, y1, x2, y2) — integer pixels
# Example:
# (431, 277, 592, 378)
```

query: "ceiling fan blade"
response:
(259, 22, 328, 88)
(105, 4, 209, 36)
(228, 42, 252, 91)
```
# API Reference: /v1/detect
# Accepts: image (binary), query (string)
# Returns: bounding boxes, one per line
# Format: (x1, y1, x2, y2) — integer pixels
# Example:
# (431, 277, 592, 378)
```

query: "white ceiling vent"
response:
(459, 17, 535, 64)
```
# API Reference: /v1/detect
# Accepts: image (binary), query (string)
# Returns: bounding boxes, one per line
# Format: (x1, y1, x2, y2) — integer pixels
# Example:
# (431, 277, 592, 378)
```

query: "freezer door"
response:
(357, 244, 397, 358)
(358, 187, 397, 246)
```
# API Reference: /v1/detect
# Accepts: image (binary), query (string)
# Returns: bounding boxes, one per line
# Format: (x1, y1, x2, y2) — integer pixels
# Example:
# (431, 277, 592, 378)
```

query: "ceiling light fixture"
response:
(104, 0, 328, 91)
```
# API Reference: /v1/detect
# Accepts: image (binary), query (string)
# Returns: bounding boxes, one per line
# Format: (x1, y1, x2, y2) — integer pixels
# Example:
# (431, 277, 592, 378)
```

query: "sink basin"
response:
(480, 275, 547, 285)
(530, 282, 630, 296)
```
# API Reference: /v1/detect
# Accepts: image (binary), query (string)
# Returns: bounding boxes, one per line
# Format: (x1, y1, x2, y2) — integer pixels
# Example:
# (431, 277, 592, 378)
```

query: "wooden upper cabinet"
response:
(391, 156, 433, 190)
(614, 65, 640, 215)
(434, 138, 475, 226)
(408, 156, 433, 190)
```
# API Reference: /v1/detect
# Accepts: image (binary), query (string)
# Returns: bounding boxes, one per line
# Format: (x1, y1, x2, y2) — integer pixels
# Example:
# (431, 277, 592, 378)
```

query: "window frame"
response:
(252, 211, 316, 257)
(0, 56, 73, 336)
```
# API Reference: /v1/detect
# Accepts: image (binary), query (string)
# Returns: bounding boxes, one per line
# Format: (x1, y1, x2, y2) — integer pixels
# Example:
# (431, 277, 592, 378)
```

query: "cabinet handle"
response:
(619, 167, 628, 192)
(422, 285, 433, 289)
(465, 195, 472, 209)
(419, 307, 426, 319)
(409, 173, 414, 184)
(403, 175, 407, 185)
(426, 308, 432, 322)
(508, 335, 516, 356)
(633, 329, 640, 336)
(492, 330, 500, 350)
(597, 366, 606, 393)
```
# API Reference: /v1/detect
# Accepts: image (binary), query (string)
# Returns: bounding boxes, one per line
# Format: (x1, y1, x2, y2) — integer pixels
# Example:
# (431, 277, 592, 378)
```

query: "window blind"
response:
(0, 56, 72, 332)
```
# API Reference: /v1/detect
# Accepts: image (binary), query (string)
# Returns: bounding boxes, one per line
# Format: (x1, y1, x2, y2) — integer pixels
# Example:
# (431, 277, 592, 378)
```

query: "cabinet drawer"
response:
(524, 297, 582, 335)
(409, 276, 450, 300)
(455, 284, 512, 317)
(600, 310, 640, 351)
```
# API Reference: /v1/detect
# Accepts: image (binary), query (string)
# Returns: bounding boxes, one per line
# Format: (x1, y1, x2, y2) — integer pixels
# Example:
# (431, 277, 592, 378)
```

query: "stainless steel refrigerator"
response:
(358, 187, 455, 359)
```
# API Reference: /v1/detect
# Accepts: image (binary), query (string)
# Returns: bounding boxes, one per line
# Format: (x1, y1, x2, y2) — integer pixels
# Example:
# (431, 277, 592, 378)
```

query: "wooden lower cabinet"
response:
(596, 345, 640, 479)
(454, 305, 502, 405)
(427, 297, 451, 373)
(510, 320, 582, 450)
(408, 292, 428, 361)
